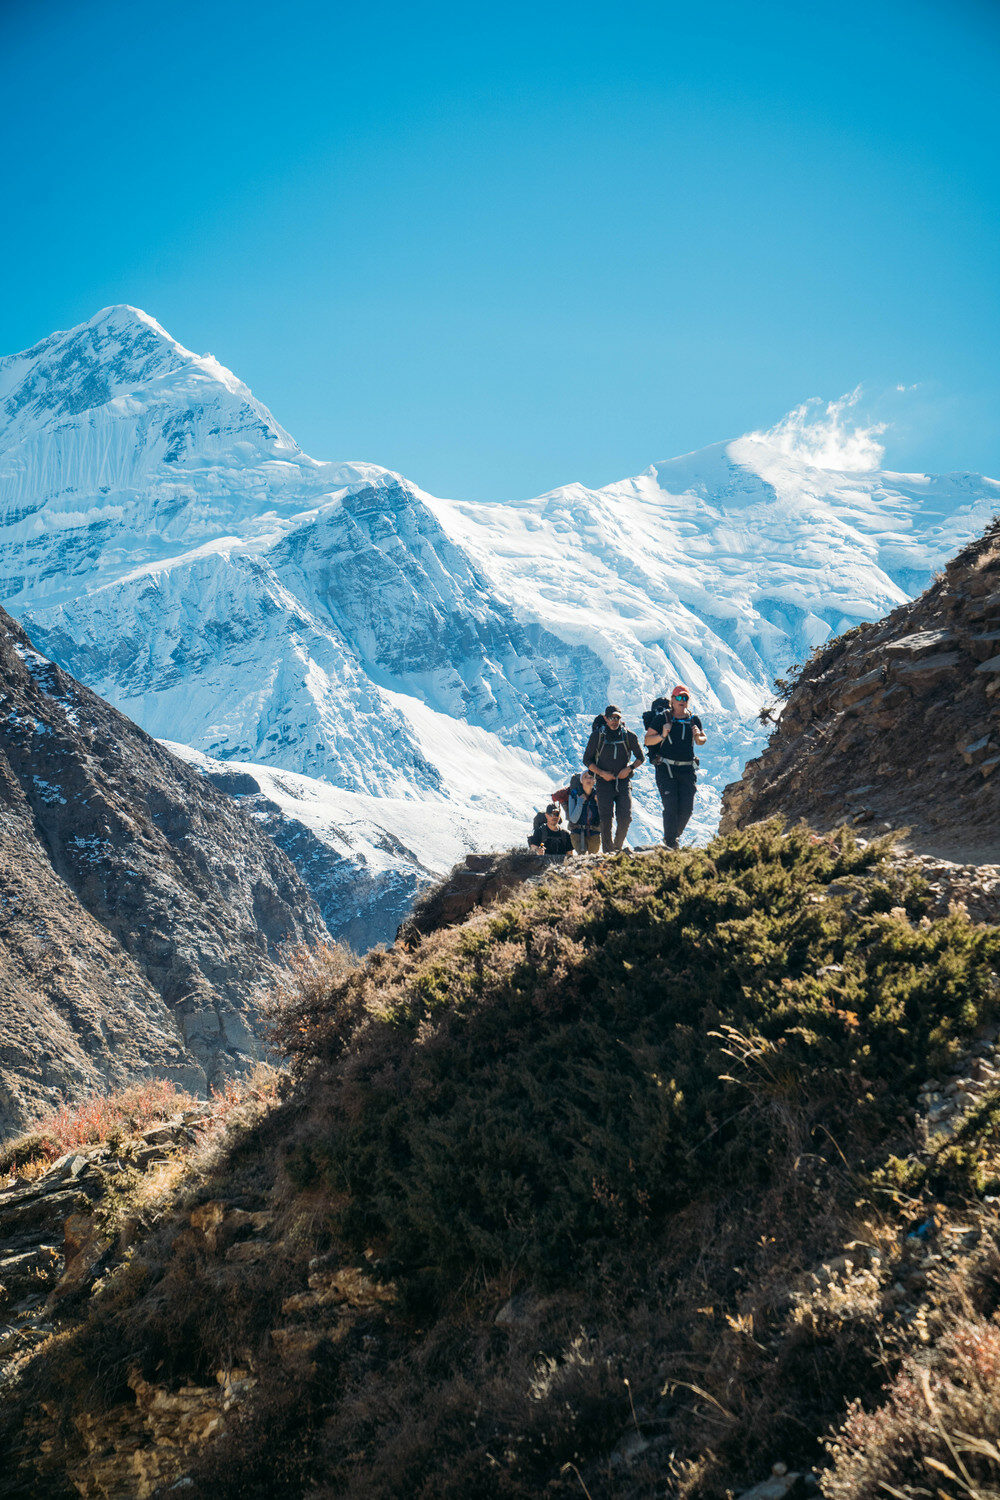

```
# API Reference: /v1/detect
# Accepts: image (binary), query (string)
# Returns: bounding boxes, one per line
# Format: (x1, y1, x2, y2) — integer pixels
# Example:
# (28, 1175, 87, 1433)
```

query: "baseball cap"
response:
(545, 802, 561, 815)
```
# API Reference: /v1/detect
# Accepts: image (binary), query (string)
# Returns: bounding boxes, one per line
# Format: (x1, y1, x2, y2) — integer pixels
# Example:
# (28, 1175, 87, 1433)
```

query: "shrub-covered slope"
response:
(4, 825, 1000, 1499)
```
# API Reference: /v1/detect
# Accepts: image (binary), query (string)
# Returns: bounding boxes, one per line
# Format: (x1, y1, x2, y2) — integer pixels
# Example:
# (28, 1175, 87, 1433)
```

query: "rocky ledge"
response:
(721, 518, 1000, 860)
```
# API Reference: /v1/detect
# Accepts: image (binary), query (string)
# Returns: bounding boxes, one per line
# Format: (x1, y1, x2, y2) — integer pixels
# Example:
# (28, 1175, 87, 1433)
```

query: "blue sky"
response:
(2, 0, 998, 498)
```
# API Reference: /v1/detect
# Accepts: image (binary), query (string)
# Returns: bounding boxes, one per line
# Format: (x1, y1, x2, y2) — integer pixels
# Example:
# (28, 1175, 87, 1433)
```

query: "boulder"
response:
(885, 629, 956, 657)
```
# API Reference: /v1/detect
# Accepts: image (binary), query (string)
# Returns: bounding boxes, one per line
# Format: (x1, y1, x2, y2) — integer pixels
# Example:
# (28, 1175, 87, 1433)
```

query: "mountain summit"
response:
(1, 309, 998, 940)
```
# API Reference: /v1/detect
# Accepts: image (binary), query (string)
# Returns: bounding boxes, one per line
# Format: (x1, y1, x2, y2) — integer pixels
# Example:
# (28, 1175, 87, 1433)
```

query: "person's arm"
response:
(582, 730, 598, 773)
(643, 725, 665, 746)
(693, 716, 706, 747)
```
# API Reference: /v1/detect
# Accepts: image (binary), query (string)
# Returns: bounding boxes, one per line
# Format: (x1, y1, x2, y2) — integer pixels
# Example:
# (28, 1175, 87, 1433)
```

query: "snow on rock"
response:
(2, 307, 997, 941)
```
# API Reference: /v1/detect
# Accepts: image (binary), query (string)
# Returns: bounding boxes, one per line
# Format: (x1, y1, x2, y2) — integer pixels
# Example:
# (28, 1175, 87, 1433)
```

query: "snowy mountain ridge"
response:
(2, 306, 997, 944)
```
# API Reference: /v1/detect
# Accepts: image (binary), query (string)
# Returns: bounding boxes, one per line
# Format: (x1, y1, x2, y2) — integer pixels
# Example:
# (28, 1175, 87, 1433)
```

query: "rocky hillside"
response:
(4, 825, 1000, 1500)
(721, 518, 1000, 859)
(0, 609, 327, 1135)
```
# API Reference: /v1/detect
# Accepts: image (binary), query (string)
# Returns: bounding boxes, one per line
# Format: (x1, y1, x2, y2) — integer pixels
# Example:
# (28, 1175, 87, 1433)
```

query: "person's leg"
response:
(595, 779, 616, 853)
(657, 764, 680, 848)
(586, 832, 601, 854)
(675, 774, 697, 842)
(570, 830, 585, 855)
(612, 780, 632, 851)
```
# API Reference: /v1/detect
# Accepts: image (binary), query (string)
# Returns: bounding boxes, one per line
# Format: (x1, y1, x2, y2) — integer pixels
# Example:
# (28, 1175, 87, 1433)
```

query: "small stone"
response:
(224, 1241, 268, 1264)
(610, 1430, 650, 1465)
(495, 1291, 543, 1328)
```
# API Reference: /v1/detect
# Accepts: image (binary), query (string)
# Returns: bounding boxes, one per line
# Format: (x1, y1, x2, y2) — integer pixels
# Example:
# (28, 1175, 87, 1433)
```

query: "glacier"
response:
(2, 305, 997, 945)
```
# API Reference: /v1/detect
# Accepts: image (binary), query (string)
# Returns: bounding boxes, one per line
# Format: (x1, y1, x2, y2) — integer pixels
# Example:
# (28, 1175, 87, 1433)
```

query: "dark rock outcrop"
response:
(721, 519, 1000, 860)
(396, 847, 558, 945)
(0, 609, 328, 1135)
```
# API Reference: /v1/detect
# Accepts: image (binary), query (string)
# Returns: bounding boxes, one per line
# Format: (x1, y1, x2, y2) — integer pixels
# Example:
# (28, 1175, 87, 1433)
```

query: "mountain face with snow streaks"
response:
(1, 306, 998, 945)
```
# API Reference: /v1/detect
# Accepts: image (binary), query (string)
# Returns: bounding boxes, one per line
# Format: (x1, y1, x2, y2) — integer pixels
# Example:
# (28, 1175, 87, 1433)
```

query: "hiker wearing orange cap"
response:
(642, 686, 707, 849)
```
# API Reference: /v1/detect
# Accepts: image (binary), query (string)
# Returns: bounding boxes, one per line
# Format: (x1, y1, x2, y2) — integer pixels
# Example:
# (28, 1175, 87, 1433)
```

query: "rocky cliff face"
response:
(720, 518, 1000, 858)
(198, 760, 427, 951)
(0, 609, 327, 1135)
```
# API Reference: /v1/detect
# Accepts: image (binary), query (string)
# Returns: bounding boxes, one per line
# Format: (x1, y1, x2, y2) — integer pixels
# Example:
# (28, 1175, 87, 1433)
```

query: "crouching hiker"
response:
(528, 802, 573, 861)
(583, 705, 644, 853)
(566, 770, 601, 855)
(643, 684, 706, 849)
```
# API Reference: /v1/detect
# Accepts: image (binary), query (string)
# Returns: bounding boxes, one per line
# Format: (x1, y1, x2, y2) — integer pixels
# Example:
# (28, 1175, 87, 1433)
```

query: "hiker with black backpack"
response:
(583, 705, 644, 853)
(566, 770, 601, 855)
(642, 684, 706, 849)
(528, 802, 574, 861)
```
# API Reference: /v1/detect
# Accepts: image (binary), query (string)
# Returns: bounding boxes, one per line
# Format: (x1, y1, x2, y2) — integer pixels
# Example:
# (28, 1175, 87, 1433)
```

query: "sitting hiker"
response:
(642, 684, 707, 849)
(528, 802, 574, 861)
(583, 704, 644, 853)
(566, 770, 601, 855)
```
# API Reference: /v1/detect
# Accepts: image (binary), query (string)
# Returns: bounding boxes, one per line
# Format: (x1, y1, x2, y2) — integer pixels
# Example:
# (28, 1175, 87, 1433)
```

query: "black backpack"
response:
(642, 697, 672, 766)
(641, 696, 671, 732)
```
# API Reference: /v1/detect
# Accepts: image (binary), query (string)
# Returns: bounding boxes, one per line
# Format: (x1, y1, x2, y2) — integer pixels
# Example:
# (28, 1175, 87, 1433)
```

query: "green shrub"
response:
(283, 823, 1000, 1293)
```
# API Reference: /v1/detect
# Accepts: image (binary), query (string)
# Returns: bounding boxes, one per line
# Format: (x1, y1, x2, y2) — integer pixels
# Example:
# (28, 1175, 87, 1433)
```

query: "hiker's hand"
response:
(618, 766, 632, 778)
(599, 770, 614, 782)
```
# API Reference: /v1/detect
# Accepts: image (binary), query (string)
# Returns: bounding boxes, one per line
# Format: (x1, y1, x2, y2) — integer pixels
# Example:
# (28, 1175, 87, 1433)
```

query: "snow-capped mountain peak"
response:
(2, 306, 998, 946)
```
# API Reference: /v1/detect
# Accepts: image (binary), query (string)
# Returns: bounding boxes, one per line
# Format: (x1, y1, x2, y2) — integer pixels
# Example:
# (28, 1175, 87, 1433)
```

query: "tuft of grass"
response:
(33, 1077, 199, 1152)
(825, 1320, 1000, 1500)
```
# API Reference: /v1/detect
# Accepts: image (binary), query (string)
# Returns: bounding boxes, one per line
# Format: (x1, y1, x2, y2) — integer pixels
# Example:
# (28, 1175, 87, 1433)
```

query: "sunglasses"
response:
(672, 695, 689, 703)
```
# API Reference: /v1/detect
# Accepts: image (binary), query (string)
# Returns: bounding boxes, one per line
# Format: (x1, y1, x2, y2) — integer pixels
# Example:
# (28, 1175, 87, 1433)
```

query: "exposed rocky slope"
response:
(721, 517, 1000, 860)
(4, 826, 1000, 1500)
(186, 755, 430, 951)
(0, 609, 327, 1134)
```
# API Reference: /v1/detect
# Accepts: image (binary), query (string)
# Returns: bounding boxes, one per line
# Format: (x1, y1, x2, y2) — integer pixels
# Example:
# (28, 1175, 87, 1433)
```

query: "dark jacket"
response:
(528, 816, 573, 861)
(648, 711, 702, 768)
(582, 718, 644, 779)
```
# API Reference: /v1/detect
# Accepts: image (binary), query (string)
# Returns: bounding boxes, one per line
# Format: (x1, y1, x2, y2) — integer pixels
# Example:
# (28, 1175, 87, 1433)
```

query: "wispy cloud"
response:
(743, 388, 886, 472)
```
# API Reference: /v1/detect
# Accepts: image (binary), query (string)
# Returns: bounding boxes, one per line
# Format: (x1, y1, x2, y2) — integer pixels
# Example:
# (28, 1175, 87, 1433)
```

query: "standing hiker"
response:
(566, 770, 601, 855)
(583, 705, 644, 853)
(643, 685, 706, 849)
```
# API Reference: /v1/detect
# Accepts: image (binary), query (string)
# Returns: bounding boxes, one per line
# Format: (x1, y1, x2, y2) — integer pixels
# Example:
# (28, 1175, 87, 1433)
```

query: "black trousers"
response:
(595, 777, 632, 853)
(655, 764, 696, 848)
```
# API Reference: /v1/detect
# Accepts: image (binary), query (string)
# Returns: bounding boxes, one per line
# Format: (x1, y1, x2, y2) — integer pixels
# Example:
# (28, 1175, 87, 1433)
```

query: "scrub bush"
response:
(283, 822, 1000, 1293)
(11, 823, 1000, 1500)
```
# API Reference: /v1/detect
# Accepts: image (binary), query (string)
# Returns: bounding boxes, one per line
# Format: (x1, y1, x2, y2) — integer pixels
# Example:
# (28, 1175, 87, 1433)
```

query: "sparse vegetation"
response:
(0, 1078, 202, 1184)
